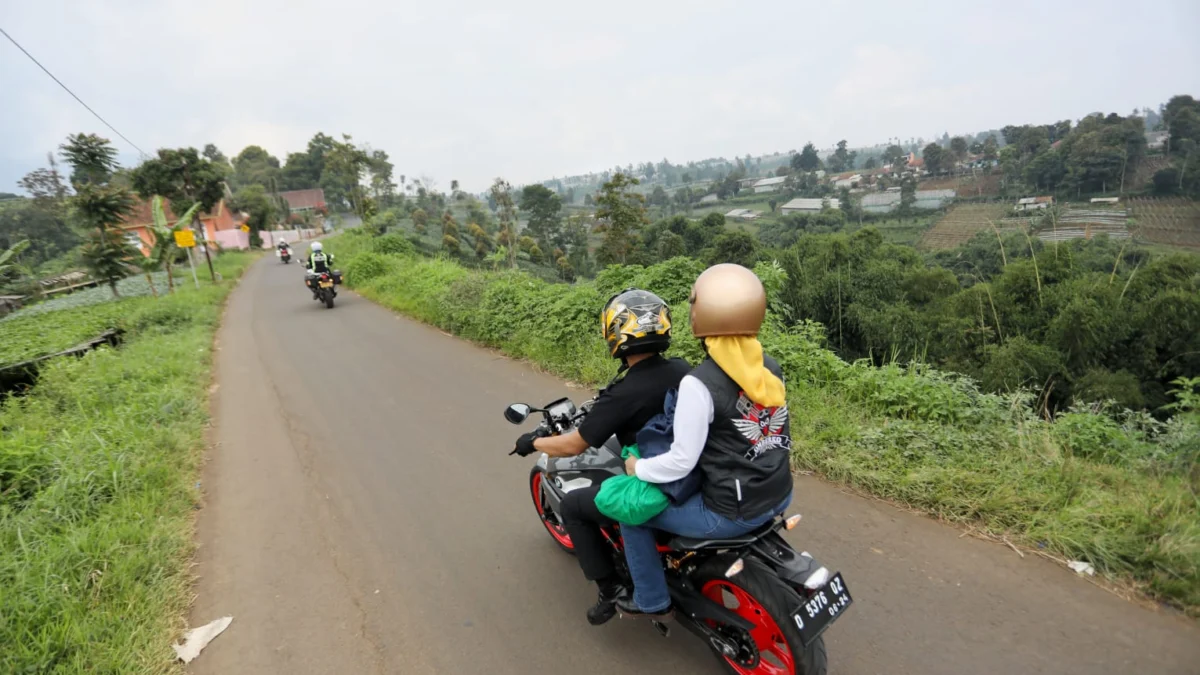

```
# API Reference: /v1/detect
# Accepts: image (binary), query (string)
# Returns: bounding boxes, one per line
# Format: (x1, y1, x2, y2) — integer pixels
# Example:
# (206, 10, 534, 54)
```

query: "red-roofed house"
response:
(276, 188, 326, 214)
(117, 198, 243, 256)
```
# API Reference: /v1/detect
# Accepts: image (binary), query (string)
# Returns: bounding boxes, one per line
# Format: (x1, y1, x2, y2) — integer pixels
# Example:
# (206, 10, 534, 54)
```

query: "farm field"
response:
(919, 203, 1029, 250)
(1129, 197, 1200, 249)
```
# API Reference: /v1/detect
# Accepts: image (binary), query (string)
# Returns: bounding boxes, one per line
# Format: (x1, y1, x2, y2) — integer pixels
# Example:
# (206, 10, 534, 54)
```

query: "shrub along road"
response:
(191, 255, 1200, 674)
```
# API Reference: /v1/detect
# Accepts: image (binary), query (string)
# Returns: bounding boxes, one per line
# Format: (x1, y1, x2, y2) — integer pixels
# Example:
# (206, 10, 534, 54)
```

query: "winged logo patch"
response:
(733, 393, 790, 460)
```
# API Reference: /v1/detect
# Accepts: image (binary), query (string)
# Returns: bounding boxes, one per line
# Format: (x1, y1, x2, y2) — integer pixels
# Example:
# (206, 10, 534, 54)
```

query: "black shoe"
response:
(615, 595, 672, 620)
(586, 584, 626, 626)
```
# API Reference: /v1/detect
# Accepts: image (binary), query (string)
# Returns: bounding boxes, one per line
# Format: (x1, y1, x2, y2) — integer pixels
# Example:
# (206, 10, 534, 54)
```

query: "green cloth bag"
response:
(594, 445, 670, 526)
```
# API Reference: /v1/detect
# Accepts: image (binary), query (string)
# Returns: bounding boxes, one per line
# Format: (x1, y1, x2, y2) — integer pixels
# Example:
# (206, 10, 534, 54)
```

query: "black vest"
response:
(692, 355, 793, 520)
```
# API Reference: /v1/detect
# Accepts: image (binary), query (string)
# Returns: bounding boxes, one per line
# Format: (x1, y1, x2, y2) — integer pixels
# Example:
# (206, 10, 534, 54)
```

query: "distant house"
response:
(117, 197, 241, 256)
(860, 189, 955, 213)
(1146, 130, 1169, 151)
(915, 189, 956, 209)
(725, 208, 760, 220)
(752, 176, 788, 193)
(699, 193, 720, 204)
(1090, 197, 1120, 204)
(834, 174, 863, 189)
(862, 192, 902, 213)
(1015, 196, 1054, 212)
(276, 188, 327, 214)
(737, 177, 760, 189)
(780, 197, 840, 214)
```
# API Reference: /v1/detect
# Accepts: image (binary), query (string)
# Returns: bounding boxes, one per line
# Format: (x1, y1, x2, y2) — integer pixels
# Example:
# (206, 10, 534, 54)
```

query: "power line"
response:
(0, 26, 148, 157)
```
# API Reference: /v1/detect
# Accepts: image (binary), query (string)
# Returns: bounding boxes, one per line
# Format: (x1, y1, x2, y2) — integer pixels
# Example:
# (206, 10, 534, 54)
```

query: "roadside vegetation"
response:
(0, 251, 258, 672)
(325, 224, 1200, 615)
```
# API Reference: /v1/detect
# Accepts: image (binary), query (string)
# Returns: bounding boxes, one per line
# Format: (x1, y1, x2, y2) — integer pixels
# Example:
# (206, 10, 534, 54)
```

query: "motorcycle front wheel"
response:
(528, 468, 574, 553)
(694, 558, 827, 675)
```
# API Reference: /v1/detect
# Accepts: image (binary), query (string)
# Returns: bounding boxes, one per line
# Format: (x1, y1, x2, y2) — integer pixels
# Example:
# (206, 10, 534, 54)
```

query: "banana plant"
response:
(0, 240, 30, 279)
(149, 196, 201, 294)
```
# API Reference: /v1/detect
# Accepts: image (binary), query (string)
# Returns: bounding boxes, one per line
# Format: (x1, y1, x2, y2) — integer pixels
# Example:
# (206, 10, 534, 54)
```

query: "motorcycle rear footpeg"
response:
(651, 620, 671, 638)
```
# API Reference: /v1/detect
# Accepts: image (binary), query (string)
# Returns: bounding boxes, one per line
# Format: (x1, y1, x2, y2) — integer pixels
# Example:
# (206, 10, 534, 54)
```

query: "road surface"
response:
(191, 257, 1200, 674)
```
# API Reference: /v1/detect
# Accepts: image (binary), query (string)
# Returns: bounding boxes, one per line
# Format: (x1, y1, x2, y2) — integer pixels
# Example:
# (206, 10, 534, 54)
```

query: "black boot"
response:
(616, 595, 672, 620)
(586, 581, 626, 626)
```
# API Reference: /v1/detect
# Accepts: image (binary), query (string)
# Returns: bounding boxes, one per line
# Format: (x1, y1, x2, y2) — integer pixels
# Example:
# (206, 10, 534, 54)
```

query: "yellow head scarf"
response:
(704, 335, 785, 407)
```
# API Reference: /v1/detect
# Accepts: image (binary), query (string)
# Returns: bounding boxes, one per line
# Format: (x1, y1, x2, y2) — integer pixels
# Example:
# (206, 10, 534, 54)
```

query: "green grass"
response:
(0, 251, 260, 673)
(326, 230, 1200, 615)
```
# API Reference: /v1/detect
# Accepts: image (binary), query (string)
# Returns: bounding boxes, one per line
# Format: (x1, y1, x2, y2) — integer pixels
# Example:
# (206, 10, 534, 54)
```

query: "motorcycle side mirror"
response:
(504, 403, 532, 424)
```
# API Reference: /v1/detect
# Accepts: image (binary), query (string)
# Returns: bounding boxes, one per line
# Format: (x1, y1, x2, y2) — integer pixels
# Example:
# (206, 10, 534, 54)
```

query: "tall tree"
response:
(490, 178, 519, 268)
(18, 153, 72, 215)
(594, 172, 647, 265)
(232, 145, 281, 190)
(828, 140, 857, 172)
(519, 184, 563, 254)
(922, 143, 949, 174)
(794, 142, 822, 172)
(883, 144, 907, 169)
(60, 134, 135, 296)
(950, 136, 969, 163)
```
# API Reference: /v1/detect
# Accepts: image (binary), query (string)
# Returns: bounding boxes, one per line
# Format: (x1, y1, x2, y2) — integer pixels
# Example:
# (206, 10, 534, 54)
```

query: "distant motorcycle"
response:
(276, 245, 292, 264)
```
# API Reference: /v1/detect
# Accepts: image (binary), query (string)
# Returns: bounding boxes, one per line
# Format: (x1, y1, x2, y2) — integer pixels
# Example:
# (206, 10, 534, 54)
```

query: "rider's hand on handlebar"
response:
(510, 428, 548, 457)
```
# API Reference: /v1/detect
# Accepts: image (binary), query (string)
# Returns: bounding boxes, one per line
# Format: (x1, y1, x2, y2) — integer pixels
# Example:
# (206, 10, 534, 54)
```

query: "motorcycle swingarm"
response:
(667, 575, 754, 631)
(748, 531, 824, 591)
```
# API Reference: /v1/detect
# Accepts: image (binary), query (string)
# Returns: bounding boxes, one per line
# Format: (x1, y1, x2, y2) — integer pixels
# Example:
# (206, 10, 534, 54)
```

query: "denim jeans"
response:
(622, 491, 792, 612)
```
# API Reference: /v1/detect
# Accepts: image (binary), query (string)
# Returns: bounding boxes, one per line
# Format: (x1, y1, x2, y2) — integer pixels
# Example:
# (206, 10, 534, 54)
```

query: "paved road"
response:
(191, 257, 1200, 674)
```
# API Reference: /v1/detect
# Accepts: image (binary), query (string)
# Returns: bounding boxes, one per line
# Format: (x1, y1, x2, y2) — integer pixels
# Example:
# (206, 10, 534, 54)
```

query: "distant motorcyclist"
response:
(511, 288, 689, 625)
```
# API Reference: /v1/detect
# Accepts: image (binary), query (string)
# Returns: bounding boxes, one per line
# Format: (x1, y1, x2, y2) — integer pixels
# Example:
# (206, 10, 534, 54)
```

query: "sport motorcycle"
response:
(505, 397, 852, 675)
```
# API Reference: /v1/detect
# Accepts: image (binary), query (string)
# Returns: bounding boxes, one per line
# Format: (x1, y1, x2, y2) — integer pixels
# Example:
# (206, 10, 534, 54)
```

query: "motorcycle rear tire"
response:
(693, 558, 828, 675)
(324, 292, 335, 309)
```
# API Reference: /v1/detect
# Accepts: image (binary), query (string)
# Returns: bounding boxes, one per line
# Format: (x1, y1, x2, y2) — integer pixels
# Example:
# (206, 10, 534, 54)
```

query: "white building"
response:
(725, 208, 760, 220)
(752, 176, 789, 193)
(834, 174, 863, 189)
(780, 197, 840, 214)
(1015, 196, 1054, 211)
(699, 193, 720, 204)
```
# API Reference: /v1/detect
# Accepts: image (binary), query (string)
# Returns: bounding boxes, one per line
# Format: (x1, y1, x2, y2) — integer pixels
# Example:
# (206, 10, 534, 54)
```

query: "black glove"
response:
(510, 430, 544, 457)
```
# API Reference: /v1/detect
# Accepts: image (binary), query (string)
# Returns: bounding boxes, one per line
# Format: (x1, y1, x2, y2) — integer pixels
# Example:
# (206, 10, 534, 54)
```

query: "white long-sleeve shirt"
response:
(634, 374, 713, 484)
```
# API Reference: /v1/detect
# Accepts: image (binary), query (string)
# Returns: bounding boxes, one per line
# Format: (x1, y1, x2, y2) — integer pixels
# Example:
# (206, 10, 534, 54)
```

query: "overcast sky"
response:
(3, 0, 1198, 194)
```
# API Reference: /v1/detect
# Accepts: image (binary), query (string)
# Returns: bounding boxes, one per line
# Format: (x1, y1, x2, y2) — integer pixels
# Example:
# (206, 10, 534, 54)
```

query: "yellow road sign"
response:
(240, 224, 250, 233)
(173, 229, 196, 248)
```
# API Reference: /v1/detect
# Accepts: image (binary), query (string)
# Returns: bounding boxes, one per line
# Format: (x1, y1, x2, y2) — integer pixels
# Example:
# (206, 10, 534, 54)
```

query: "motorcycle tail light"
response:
(802, 566, 830, 590)
(784, 514, 803, 530)
(724, 558, 744, 578)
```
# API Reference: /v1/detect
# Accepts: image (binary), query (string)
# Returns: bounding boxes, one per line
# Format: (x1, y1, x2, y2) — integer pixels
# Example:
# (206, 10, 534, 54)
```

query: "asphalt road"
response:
(190, 257, 1200, 674)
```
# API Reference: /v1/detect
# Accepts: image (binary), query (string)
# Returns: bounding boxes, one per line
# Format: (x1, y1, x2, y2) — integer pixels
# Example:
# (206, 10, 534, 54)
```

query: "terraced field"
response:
(919, 203, 1030, 250)
(1129, 197, 1200, 249)
(1038, 205, 1130, 243)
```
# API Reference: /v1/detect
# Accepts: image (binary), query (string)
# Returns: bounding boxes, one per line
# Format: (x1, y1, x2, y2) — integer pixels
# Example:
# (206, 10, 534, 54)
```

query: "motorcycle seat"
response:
(668, 519, 777, 551)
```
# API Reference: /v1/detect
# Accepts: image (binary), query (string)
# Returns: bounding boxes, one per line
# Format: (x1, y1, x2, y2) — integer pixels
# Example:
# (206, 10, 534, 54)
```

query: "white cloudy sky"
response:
(3, 0, 1198, 193)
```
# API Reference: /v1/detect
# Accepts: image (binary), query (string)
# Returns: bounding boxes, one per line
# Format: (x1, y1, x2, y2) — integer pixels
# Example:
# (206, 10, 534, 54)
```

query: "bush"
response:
(372, 232, 414, 256)
(345, 252, 394, 285)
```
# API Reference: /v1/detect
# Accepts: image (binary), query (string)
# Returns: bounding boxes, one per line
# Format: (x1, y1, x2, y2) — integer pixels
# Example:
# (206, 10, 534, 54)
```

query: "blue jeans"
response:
(622, 492, 792, 612)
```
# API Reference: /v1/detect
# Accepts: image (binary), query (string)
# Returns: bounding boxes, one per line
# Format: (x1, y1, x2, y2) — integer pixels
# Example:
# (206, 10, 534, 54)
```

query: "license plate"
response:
(790, 572, 852, 646)
(319, 281, 333, 288)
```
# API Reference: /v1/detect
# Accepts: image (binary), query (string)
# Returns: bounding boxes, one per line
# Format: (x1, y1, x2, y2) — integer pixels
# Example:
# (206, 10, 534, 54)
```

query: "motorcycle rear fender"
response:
(748, 531, 825, 592)
(668, 565, 755, 631)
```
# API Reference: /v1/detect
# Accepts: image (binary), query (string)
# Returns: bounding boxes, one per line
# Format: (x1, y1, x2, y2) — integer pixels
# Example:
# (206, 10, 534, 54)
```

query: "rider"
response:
(616, 264, 794, 618)
(511, 288, 689, 625)
(306, 242, 335, 298)
(277, 239, 291, 254)
(307, 241, 334, 272)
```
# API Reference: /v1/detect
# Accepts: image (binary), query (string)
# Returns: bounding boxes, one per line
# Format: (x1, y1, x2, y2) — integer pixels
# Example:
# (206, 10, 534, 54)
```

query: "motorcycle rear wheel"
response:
(695, 559, 827, 675)
(528, 468, 574, 553)
(324, 292, 335, 309)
